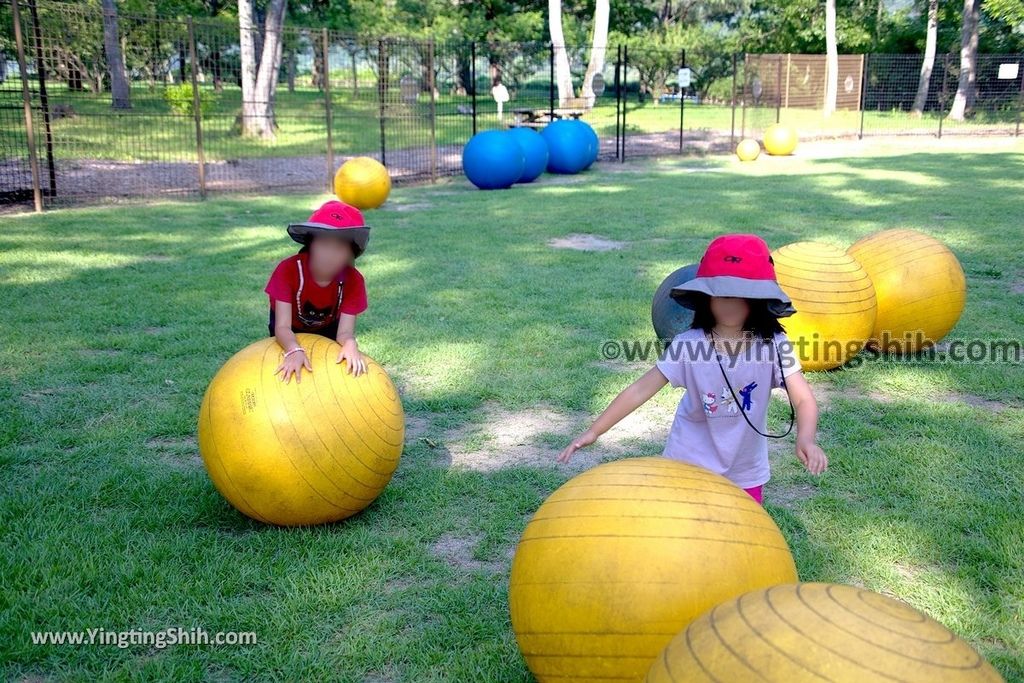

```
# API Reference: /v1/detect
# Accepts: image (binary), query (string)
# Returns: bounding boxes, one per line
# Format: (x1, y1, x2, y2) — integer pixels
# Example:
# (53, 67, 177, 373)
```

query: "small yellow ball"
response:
(334, 156, 391, 209)
(763, 124, 798, 156)
(736, 138, 761, 161)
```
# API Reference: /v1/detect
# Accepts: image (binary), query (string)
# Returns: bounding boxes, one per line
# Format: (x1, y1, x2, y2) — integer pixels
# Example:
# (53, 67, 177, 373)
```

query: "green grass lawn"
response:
(2, 143, 1024, 681)
(5, 81, 1018, 164)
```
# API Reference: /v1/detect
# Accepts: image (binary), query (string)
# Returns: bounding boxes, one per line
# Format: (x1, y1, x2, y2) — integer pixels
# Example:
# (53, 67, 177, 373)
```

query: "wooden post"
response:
(28, 0, 54, 197)
(470, 41, 477, 135)
(11, 0, 42, 211)
(322, 29, 334, 191)
(427, 40, 438, 182)
(186, 17, 206, 197)
(775, 55, 783, 123)
(377, 39, 387, 166)
(730, 53, 737, 147)
(784, 53, 791, 108)
(857, 54, 867, 139)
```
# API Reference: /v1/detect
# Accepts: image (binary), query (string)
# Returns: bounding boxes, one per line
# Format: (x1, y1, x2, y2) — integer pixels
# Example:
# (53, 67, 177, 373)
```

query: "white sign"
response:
(491, 84, 510, 103)
(997, 63, 1020, 80)
(677, 68, 692, 89)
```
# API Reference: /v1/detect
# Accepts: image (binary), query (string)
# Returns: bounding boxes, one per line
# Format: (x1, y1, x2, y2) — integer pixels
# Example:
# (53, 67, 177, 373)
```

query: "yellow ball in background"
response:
(772, 241, 877, 371)
(334, 156, 392, 209)
(509, 457, 798, 683)
(847, 228, 966, 353)
(763, 124, 798, 156)
(197, 334, 404, 526)
(646, 583, 1004, 683)
(736, 138, 761, 162)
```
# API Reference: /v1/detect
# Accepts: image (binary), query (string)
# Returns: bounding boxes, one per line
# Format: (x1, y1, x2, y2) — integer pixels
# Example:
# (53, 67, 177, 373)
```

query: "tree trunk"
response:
(286, 48, 296, 92)
(239, 0, 259, 133)
(823, 0, 838, 117)
(100, 0, 131, 109)
(948, 0, 979, 120)
(910, 0, 938, 116)
(239, 0, 287, 138)
(548, 0, 574, 106)
(580, 0, 609, 109)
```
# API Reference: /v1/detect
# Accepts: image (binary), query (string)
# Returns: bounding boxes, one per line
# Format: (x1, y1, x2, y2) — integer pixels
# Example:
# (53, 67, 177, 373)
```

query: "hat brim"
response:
(670, 275, 796, 317)
(287, 222, 370, 257)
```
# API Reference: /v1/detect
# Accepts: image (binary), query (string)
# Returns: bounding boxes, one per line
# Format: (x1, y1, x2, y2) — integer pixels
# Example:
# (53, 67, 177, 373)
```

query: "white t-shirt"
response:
(655, 329, 802, 488)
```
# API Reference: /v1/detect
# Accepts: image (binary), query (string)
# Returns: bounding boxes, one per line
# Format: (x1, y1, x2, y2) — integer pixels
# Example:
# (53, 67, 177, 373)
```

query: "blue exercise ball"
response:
(651, 263, 699, 342)
(462, 131, 526, 190)
(541, 120, 591, 175)
(507, 127, 549, 183)
(577, 120, 599, 167)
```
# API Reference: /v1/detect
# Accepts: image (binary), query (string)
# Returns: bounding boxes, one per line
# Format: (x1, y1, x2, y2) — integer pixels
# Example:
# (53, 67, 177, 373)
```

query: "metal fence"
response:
(2, 0, 1023, 210)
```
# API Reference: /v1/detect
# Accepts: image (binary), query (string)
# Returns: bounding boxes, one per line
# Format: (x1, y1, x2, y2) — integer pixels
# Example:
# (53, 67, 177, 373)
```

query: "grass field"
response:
(4, 83, 1019, 164)
(2, 142, 1023, 681)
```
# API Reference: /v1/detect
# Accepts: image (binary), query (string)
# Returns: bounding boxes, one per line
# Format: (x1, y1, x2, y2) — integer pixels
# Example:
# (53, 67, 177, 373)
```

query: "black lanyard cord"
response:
(710, 331, 795, 439)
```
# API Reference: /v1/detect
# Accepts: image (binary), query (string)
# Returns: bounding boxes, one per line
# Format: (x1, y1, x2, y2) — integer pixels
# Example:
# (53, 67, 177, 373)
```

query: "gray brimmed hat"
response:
(670, 234, 796, 317)
(287, 200, 370, 257)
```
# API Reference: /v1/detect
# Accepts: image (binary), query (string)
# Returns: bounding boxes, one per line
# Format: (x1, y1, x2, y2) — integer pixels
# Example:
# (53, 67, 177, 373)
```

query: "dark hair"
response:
(689, 294, 785, 341)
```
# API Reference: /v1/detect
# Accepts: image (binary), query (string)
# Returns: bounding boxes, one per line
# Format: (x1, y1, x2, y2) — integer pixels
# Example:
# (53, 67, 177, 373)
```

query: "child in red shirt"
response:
(265, 200, 369, 383)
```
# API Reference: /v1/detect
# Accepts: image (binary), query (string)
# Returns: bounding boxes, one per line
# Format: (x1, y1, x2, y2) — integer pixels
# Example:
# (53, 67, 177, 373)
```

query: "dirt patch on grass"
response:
(814, 382, 1012, 412)
(434, 400, 672, 471)
(386, 201, 432, 212)
(429, 533, 509, 574)
(1012, 281, 1024, 294)
(146, 436, 202, 470)
(548, 233, 626, 252)
(770, 482, 818, 510)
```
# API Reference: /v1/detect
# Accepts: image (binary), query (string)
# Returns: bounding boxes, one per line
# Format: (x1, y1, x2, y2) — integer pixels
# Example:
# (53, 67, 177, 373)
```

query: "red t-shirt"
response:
(265, 253, 367, 332)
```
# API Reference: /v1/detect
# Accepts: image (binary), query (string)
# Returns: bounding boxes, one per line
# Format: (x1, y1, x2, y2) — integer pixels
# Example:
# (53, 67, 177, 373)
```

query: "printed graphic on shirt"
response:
(719, 387, 738, 414)
(739, 381, 758, 411)
(702, 392, 718, 416)
(296, 285, 343, 329)
(706, 380, 758, 418)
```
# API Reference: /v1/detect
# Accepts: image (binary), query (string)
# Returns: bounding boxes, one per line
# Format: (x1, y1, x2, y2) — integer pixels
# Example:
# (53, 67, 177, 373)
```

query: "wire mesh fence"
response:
(2, 0, 1022, 209)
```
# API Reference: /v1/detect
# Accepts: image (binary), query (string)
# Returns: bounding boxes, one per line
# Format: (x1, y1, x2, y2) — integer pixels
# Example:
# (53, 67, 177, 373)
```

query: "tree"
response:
(239, 0, 287, 138)
(580, 0, 610, 108)
(948, 0, 979, 120)
(910, 0, 939, 116)
(823, 0, 838, 116)
(548, 0, 574, 105)
(101, 0, 131, 109)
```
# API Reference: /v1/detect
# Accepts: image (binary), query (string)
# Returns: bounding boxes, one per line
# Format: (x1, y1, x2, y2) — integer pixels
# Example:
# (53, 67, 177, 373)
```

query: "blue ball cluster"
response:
(462, 120, 599, 190)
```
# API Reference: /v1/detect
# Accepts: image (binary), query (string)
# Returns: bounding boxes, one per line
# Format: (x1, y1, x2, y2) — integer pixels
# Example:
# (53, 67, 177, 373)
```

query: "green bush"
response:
(163, 83, 215, 118)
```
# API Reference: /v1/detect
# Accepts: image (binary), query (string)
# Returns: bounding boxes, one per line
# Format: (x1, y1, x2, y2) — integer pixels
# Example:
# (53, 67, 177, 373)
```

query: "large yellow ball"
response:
(772, 241, 877, 371)
(736, 138, 761, 162)
(334, 156, 391, 209)
(847, 228, 966, 353)
(763, 124, 798, 156)
(197, 334, 404, 526)
(508, 457, 798, 683)
(646, 583, 1004, 682)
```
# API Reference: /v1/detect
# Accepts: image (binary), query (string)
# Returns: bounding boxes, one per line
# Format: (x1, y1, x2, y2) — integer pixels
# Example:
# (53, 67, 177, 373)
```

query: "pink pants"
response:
(743, 485, 764, 505)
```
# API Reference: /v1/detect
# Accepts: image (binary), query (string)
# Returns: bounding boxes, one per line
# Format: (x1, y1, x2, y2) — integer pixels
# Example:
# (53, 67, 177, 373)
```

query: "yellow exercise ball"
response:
(508, 457, 798, 683)
(646, 583, 1004, 683)
(736, 138, 761, 162)
(197, 334, 404, 526)
(334, 156, 391, 209)
(847, 228, 966, 353)
(772, 241, 877, 371)
(763, 123, 798, 156)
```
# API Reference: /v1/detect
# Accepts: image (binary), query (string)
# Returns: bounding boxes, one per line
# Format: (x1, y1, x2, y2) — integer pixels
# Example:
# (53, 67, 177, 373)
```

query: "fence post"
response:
(678, 49, 685, 153)
(470, 41, 477, 135)
(741, 54, 747, 138)
(1016, 63, 1023, 137)
(11, 0, 42, 212)
(614, 45, 622, 161)
(377, 39, 387, 166)
(186, 18, 206, 198)
(730, 53, 737, 148)
(775, 54, 783, 123)
(784, 53, 791, 108)
(427, 40, 437, 182)
(622, 45, 628, 162)
(858, 54, 868, 139)
(938, 53, 949, 139)
(322, 29, 335, 191)
(549, 43, 555, 120)
(28, 0, 54, 198)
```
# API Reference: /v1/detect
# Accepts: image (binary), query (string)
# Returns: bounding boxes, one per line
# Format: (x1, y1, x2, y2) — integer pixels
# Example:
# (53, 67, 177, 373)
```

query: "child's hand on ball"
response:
(337, 338, 366, 376)
(796, 437, 828, 475)
(558, 430, 598, 464)
(276, 348, 312, 384)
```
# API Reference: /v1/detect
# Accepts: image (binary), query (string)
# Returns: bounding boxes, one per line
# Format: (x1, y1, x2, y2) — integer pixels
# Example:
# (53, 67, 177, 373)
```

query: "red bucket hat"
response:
(670, 234, 796, 317)
(287, 200, 371, 257)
